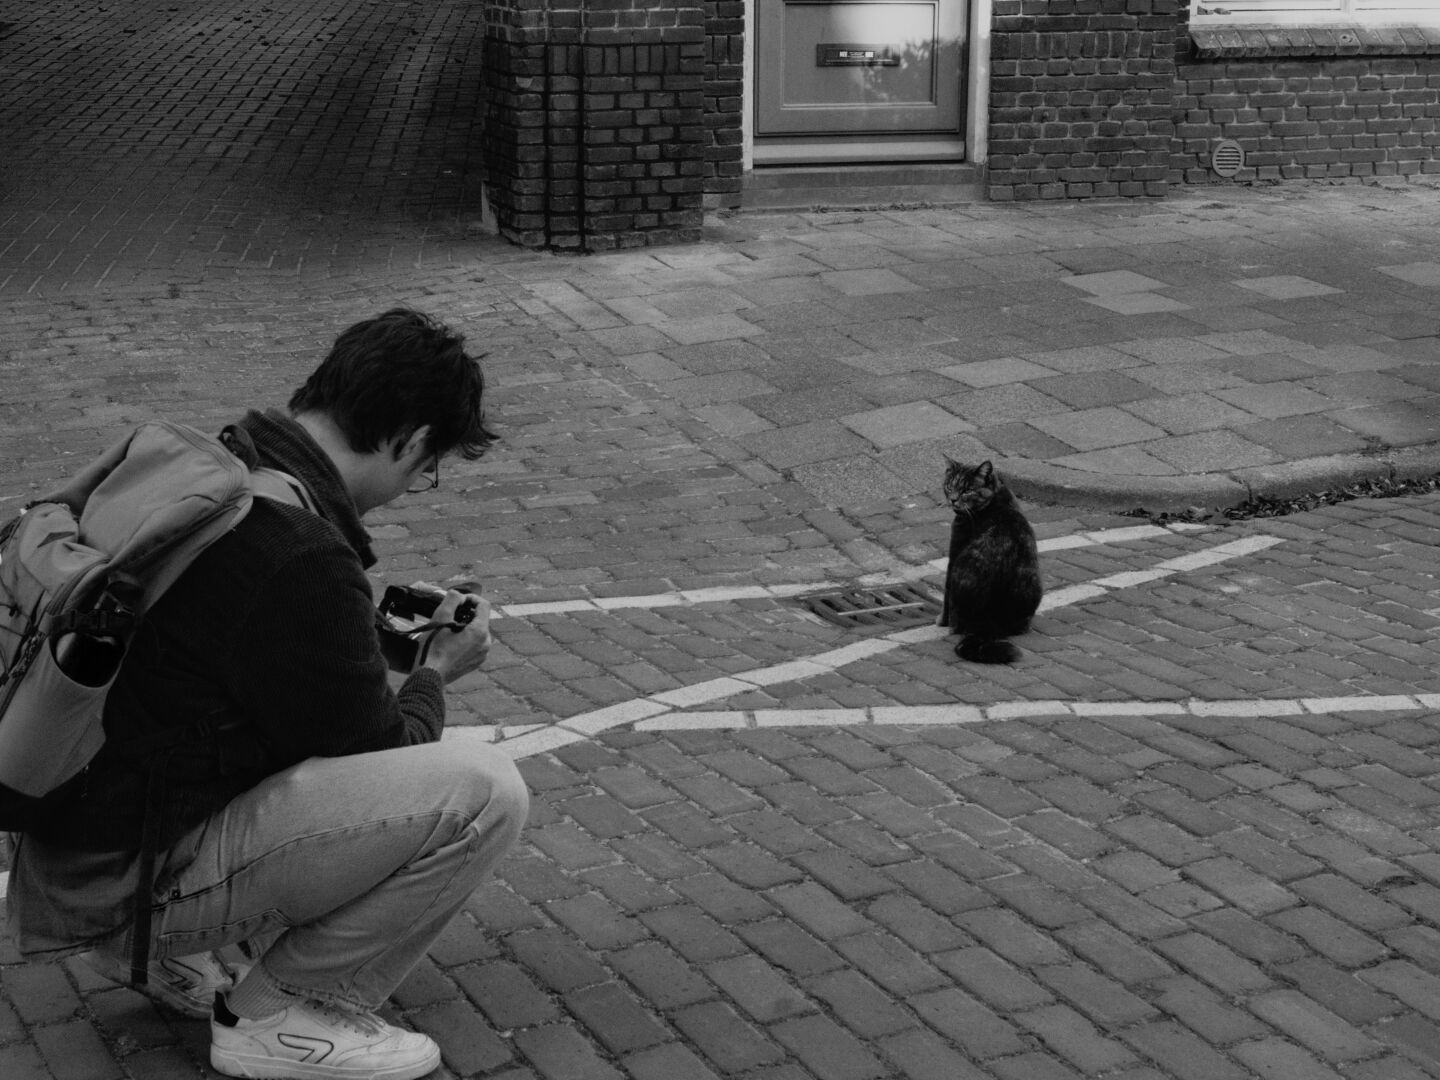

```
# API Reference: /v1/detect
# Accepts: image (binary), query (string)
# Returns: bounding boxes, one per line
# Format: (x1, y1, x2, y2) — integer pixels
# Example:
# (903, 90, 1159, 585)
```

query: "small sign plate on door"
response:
(817, 43, 900, 67)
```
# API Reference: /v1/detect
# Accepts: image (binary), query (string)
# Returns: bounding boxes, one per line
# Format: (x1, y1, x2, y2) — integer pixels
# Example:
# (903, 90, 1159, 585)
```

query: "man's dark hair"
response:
(288, 309, 496, 459)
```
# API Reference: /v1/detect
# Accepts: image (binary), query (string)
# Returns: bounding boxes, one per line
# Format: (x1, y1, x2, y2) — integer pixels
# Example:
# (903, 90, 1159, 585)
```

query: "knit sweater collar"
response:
(237, 408, 377, 569)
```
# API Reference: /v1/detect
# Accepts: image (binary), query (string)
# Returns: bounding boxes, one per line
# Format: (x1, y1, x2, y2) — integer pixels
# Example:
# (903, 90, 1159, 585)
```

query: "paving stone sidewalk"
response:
(585, 190, 1440, 511)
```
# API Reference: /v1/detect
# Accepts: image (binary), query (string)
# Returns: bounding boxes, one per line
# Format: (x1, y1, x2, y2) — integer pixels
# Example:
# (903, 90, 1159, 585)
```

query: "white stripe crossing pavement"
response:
(494, 583, 823, 619)
(628, 694, 1440, 733)
(488, 523, 1212, 620)
(1040, 535, 1285, 612)
(445, 689, 1440, 743)
(482, 532, 1286, 759)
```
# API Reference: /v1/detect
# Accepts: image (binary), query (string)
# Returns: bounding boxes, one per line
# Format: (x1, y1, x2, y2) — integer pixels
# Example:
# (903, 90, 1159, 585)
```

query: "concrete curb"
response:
(1003, 444, 1440, 513)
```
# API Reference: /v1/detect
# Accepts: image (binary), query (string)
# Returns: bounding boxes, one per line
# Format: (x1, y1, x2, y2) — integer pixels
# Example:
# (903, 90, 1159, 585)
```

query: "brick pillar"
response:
(988, 0, 1179, 201)
(703, 0, 744, 209)
(1170, 0, 1193, 186)
(482, 1, 549, 249)
(483, 0, 707, 250)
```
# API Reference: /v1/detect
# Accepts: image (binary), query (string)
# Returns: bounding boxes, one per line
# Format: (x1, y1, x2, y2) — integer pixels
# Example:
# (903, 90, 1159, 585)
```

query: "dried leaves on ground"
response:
(1126, 473, 1440, 524)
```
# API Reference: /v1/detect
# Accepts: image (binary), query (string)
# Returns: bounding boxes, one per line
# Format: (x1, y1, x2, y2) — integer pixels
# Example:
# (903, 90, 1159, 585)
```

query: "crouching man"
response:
(7, 309, 529, 1080)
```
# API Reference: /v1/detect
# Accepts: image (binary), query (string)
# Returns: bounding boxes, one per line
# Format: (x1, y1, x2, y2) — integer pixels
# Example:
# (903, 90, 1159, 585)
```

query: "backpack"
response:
(0, 420, 309, 830)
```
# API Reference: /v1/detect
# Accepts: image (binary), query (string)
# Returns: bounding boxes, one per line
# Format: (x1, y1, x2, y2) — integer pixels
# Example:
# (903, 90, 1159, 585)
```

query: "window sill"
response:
(1188, 22, 1440, 59)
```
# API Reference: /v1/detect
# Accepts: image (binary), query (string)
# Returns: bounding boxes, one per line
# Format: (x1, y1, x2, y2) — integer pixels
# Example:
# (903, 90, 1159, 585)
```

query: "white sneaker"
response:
(82, 948, 238, 1019)
(210, 994, 441, 1080)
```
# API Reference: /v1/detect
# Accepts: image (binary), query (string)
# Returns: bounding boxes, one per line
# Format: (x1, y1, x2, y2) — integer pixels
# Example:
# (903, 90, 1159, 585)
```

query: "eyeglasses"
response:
(406, 453, 441, 494)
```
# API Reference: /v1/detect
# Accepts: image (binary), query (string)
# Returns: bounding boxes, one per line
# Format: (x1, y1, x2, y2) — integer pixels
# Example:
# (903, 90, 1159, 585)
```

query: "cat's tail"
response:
(956, 637, 1021, 664)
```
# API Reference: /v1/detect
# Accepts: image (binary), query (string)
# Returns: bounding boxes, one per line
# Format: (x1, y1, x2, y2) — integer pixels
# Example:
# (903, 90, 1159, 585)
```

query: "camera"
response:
(376, 584, 478, 672)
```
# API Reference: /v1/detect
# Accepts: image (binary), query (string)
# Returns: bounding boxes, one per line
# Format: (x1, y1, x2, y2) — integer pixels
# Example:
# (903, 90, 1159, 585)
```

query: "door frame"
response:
(742, 0, 991, 169)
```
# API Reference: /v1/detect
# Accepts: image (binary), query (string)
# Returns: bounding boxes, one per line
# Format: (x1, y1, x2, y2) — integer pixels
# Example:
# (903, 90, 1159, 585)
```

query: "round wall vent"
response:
(1211, 139, 1245, 178)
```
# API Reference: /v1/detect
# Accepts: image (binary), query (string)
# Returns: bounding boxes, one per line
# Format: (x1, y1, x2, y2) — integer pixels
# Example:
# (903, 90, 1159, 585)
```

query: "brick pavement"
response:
(6, 493, 1440, 1079)
(0, 0, 489, 287)
(6, 0, 1440, 1078)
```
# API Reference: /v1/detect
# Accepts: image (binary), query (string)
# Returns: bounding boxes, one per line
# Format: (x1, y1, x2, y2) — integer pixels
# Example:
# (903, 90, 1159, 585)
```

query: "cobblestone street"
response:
(4, 1, 1440, 1079)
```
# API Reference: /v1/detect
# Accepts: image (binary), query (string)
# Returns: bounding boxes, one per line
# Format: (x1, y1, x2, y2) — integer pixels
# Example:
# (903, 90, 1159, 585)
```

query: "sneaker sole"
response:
(210, 1043, 441, 1080)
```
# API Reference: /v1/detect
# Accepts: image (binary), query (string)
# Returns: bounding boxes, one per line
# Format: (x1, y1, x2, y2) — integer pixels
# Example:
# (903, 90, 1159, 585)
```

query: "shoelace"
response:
(307, 1001, 387, 1038)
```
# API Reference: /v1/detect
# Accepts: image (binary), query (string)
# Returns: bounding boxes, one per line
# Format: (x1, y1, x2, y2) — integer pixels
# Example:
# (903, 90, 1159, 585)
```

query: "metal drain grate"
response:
(797, 583, 942, 629)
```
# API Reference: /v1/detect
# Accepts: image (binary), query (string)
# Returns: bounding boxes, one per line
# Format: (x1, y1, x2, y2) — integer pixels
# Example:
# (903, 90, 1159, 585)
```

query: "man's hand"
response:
(420, 588, 492, 683)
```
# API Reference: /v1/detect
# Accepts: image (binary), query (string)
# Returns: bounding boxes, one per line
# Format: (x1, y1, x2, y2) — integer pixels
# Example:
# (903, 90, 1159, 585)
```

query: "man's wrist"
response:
(413, 661, 449, 686)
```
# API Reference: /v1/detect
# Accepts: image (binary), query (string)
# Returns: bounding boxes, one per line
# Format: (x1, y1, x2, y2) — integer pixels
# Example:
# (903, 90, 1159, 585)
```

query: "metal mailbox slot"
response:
(817, 43, 900, 67)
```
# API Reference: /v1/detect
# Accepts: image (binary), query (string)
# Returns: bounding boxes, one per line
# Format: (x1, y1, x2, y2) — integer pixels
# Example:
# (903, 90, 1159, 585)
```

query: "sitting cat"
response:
(939, 458, 1043, 664)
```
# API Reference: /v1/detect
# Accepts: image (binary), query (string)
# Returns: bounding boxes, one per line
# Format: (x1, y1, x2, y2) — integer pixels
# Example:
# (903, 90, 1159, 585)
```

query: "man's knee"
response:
(482, 745, 529, 842)
(439, 738, 529, 841)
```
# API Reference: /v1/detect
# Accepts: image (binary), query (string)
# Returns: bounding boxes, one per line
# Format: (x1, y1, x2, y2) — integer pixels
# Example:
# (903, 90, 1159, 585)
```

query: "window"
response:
(1192, 0, 1440, 23)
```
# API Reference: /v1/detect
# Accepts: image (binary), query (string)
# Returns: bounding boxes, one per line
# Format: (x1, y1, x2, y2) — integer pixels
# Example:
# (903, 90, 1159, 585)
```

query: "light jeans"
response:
(138, 739, 528, 1011)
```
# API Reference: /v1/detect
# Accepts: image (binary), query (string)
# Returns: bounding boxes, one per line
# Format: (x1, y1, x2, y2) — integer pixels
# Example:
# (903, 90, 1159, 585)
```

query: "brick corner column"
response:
(703, 0, 745, 211)
(987, 0, 1180, 202)
(482, 1, 553, 248)
(483, 0, 707, 250)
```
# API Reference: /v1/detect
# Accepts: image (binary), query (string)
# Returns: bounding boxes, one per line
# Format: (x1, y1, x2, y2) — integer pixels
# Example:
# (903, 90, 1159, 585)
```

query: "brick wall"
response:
(483, 0, 707, 250)
(1173, 22, 1440, 184)
(491, 4, 1440, 234)
(703, 0, 744, 209)
(987, 0, 1178, 201)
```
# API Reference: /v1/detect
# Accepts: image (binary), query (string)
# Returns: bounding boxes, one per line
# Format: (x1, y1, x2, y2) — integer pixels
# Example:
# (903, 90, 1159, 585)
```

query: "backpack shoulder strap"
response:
(76, 422, 256, 613)
(249, 467, 314, 513)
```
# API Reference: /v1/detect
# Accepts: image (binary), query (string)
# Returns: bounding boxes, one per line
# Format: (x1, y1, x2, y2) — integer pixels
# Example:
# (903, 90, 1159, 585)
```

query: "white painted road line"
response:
(489, 523, 1213, 620)
(1041, 535, 1285, 612)
(630, 694, 1440, 732)
(496, 582, 824, 619)
(486, 533, 1287, 758)
(917, 522, 1208, 575)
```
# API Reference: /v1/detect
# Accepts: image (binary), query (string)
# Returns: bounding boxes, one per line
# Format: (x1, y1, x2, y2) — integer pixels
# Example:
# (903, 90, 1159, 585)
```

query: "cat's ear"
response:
(976, 460, 995, 481)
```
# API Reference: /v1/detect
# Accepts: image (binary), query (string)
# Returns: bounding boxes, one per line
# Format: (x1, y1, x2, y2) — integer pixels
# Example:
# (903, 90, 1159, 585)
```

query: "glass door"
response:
(755, 0, 967, 162)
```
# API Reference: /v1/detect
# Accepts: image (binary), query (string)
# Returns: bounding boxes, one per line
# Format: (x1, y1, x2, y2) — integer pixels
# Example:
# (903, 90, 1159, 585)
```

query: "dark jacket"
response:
(12, 410, 445, 950)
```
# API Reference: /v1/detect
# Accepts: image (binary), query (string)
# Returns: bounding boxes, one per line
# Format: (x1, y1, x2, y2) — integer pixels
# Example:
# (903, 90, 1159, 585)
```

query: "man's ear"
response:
(392, 425, 433, 462)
